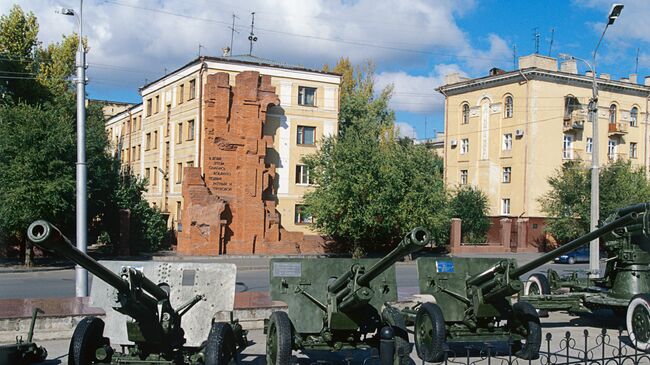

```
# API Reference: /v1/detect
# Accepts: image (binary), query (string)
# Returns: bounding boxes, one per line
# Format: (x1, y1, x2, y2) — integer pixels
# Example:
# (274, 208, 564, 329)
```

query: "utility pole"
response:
(61, 0, 88, 297)
(533, 27, 540, 54)
(636, 47, 640, 74)
(548, 27, 555, 56)
(248, 12, 257, 56)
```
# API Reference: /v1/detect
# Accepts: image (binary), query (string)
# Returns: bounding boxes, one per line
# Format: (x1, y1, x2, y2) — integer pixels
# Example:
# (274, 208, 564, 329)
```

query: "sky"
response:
(4, 0, 650, 140)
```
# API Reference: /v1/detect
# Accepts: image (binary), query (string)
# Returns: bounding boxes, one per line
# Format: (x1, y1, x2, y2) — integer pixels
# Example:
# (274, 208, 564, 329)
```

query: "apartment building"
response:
(439, 53, 650, 225)
(105, 55, 341, 234)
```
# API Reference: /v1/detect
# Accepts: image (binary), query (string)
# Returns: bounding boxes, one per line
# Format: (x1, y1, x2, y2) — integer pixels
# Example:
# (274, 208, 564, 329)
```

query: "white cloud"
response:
(376, 64, 465, 114)
(394, 122, 417, 139)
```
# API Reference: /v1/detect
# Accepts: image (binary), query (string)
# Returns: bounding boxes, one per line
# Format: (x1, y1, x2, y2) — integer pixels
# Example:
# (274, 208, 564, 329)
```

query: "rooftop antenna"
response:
(513, 44, 517, 70)
(636, 47, 640, 74)
(229, 13, 239, 55)
(198, 44, 204, 57)
(533, 27, 540, 54)
(248, 12, 257, 56)
(548, 27, 554, 56)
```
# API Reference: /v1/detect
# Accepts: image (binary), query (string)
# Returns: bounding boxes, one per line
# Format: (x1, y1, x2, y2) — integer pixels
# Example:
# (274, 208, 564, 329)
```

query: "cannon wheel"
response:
(69, 316, 107, 365)
(381, 306, 410, 365)
(414, 302, 446, 363)
(204, 322, 236, 365)
(524, 273, 550, 296)
(511, 301, 541, 360)
(266, 311, 292, 365)
(627, 294, 650, 350)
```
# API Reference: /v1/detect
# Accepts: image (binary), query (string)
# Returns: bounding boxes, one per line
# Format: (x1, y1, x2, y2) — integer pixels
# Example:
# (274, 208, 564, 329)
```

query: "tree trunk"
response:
(19, 233, 34, 267)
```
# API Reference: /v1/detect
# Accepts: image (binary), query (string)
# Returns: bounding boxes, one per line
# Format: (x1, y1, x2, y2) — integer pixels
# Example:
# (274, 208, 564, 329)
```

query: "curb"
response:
(0, 266, 75, 274)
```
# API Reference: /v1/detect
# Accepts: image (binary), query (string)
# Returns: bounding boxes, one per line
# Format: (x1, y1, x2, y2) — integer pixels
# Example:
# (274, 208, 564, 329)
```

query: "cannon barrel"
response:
(357, 227, 431, 287)
(27, 220, 168, 302)
(510, 211, 641, 278)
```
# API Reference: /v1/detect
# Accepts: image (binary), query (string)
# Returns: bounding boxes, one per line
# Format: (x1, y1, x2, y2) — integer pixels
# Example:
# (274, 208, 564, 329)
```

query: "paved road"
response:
(0, 260, 595, 300)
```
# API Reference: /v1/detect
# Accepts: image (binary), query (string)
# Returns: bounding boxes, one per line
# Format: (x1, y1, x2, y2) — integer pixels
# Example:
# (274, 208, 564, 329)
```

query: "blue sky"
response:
(5, 0, 649, 140)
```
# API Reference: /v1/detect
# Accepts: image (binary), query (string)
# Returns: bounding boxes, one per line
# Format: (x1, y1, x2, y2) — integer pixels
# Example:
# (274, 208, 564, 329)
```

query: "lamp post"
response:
(61, 0, 88, 297)
(559, 3, 623, 278)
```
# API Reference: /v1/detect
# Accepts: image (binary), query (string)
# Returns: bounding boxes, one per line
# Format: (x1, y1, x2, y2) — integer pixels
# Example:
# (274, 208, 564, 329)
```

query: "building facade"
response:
(105, 56, 340, 235)
(439, 54, 650, 228)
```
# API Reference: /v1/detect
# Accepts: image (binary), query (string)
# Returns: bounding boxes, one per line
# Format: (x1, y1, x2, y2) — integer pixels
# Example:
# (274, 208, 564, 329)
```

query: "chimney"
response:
(444, 73, 468, 85)
(518, 54, 558, 72)
(600, 73, 610, 80)
(560, 59, 578, 74)
(621, 77, 630, 83)
(645, 76, 650, 86)
(489, 67, 506, 76)
(630, 74, 638, 84)
(586, 71, 594, 78)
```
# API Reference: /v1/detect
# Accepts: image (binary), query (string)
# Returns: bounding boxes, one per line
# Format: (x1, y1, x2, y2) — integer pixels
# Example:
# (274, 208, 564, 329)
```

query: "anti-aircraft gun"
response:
(408, 204, 643, 362)
(266, 227, 431, 365)
(27, 220, 246, 365)
(521, 202, 650, 350)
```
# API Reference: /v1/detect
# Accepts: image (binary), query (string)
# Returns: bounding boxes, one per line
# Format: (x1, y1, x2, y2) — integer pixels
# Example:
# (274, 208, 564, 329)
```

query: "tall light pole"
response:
(560, 3, 623, 278)
(61, 0, 88, 297)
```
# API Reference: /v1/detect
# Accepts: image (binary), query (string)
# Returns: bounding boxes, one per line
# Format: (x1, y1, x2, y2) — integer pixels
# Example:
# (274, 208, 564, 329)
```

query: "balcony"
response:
(563, 109, 587, 132)
(608, 122, 628, 136)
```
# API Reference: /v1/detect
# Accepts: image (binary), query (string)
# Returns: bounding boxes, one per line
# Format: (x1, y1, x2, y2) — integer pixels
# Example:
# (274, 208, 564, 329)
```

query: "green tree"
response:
(540, 160, 650, 243)
(450, 186, 490, 243)
(36, 34, 83, 95)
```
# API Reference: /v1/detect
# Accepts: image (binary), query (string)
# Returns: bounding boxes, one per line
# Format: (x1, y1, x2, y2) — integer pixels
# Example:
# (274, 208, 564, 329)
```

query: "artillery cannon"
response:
(0, 308, 47, 365)
(266, 227, 431, 365)
(521, 202, 650, 350)
(27, 220, 246, 365)
(409, 204, 643, 362)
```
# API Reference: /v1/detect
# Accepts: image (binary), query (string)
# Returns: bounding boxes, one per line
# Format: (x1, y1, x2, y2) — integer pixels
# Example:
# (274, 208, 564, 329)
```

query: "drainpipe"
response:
(645, 94, 649, 177)
(198, 57, 206, 171)
(439, 88, 448, 186)
(520, 70, 530, 222)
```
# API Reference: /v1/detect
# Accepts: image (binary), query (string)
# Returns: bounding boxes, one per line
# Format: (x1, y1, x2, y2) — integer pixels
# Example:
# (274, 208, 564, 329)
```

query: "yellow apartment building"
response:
(439, 53, 650, 225)
(105, 55, 341, 234)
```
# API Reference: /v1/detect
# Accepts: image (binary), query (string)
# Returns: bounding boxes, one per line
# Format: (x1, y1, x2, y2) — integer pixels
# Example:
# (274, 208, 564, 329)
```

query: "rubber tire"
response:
(204, 322, 236, 365)
(68, 316, 106, 365)
(568, 257, 576, 265)
(381, 306, 411, 365)
(512, 301, 541, 360)
(627, 294, 650, 351)
(414, 302, 446, 363)
(266, 311, 292, 365)
(524, 273, 550, 296)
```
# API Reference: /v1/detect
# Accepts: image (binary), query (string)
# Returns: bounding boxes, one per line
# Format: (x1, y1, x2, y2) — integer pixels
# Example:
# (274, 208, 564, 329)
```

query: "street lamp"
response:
(60, 0, 88, 297)
(559, 3, 623, 278)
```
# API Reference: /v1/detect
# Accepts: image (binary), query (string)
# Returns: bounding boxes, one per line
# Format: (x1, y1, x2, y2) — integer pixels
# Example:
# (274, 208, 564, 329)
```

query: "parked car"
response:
(554, 246, 590, 264)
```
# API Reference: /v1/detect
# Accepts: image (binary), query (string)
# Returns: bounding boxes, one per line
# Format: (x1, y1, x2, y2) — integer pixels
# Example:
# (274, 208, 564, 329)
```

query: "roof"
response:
(105, 103, 143, 125)
(140, 54, 340, 91)
(437, 67, 650, 98)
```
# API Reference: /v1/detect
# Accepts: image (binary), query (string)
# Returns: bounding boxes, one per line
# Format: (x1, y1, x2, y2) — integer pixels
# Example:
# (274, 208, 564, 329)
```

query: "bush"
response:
(450, 186, 490, 244)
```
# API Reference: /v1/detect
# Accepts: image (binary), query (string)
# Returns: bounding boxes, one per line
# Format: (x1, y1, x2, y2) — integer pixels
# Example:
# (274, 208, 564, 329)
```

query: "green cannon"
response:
(408, 205, 642, 362)
(0, 308, 47, 365)
(266, 227, 431, 365)
(521, 202, 650, 350)
(27, 220, 246, 365)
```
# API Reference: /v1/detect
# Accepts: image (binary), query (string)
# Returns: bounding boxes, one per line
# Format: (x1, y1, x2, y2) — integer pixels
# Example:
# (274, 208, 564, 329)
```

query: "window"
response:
(631, 107, 639, 127)
(631, 142, 638, 158)
(145, 168, 151, 182)
(152, 166, 157, 186)
(586, 138, 593, 154)
(502, 167, 511, 183)
(461, 103, 470, 124)
(178, 84, 184, 104)
(608, 139, 617, 159)
(146, 133, 151, 150)
(176, 201, 182, 222)
(502, 198, 511, 215)
(189, 79, 196, 100)
(609, 104, 617, 124)
(563, 135, 573, 159)
(460, 170, 468, 185)
(296, 165, 312, 185)
(146, 98, 152, 116)
(155, 95, 160, 114)
(187, 160, 194, 168)
(153, 130, 158, 149)
(502, 133, 512, 151)
(137, 116, 141, 131)
(187, 120, 195, 141)
(294, 205, 313, 224)
(564, 95, 580, 119)
(137, 145, 141, 160)
(131, 146, 136, 161)
(177, 122, 183, 143)
(297, 126, 315, 145)
(460, 138, 469, 154)
(298, 86, 316, 106)
(176, 162, 183, 184)
(504, 95, 513, 118)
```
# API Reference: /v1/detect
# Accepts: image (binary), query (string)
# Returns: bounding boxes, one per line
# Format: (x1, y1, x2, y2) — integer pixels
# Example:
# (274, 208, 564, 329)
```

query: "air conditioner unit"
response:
(515, 129, 524, 137)
(450, 139, 458, 147)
